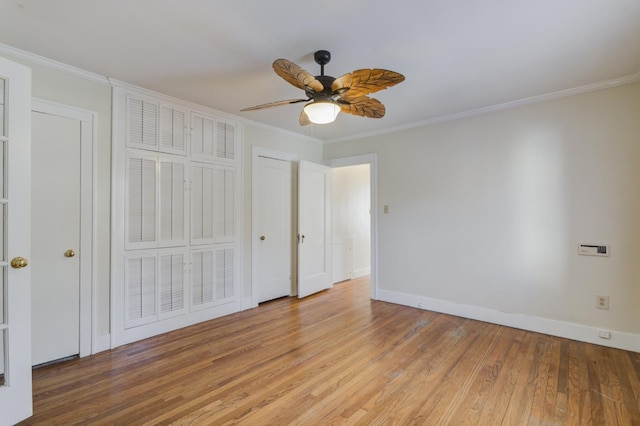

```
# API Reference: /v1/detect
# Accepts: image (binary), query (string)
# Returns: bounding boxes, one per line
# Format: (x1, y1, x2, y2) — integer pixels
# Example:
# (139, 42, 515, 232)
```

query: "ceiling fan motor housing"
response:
(308, 75, 336, 99)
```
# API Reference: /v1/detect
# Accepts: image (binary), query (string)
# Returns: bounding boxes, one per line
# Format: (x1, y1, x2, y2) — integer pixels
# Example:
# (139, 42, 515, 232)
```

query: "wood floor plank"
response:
(18, 276, 640, 425)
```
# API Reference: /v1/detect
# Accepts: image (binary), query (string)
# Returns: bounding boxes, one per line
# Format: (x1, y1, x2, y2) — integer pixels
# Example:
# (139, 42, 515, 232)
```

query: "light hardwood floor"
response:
(19, 277, 640, 425)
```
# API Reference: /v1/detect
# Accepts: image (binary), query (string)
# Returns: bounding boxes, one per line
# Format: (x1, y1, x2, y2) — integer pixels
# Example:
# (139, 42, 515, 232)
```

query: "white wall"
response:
(324, 82, 640, 350)
(331, 164, 370, 279)
(0, 50, 113, 341)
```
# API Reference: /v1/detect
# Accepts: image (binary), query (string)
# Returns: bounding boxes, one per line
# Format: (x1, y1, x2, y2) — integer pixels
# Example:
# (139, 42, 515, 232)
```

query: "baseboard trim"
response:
(93, 334, 111, 354)
(377, 289, 640, 353)
(352, 268, 371, 279)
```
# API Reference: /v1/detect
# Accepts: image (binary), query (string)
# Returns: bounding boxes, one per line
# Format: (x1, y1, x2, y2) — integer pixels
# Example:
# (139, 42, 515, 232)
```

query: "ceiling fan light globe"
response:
(304, 101, 340, 124)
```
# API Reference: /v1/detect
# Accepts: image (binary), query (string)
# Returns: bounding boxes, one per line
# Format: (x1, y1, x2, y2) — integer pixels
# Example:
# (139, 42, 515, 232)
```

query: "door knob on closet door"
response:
(10, 257, 28, 269)
(64, 249, 76, 258)
(260, 235, 266, 241)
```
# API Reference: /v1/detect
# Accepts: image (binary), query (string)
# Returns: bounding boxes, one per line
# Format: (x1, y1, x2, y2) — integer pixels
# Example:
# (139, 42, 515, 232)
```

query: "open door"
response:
(298, 160, 332, 298)
(0, 56, 33, 425)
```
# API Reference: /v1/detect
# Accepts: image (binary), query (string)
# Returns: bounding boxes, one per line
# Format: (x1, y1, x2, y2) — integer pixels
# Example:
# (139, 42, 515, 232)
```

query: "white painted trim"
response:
(0, 43, 110, 86)
(324, 72, 640, 144)
(352, 267, 370, 279)
(93, 334, 111, 353)
(323, 154, 378, 300)
(31, 98, 97, 358)
(378, 289, 640, 353)
(251, 146, 298, 309)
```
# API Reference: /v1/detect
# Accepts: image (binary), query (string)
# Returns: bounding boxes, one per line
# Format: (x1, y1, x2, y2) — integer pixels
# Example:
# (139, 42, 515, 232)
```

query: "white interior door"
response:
(254, 156, 292, 303)
(31, 111, 81, 366)
(0, 56, 33, 426)
(298, 160, 332, 298)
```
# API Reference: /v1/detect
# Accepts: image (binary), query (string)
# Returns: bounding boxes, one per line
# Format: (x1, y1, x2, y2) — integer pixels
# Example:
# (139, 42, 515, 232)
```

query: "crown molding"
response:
(0, 43, 110, 86)
(324, 72, 640, 144)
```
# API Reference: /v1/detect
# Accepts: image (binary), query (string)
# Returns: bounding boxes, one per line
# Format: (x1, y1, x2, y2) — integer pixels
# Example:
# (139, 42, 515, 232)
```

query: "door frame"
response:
(324, 154, 378, 300)
(250, 146, 298, 309)
(31, 98, 96, 357)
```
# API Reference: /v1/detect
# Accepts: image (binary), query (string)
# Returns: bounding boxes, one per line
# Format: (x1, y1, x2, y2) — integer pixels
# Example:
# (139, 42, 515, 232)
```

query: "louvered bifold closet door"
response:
(214, 165, 235, 242)
(159, 251, 186, 319)
(126, 153, 157, 249)
(160, 105, 187, 155)
(159, 158, 187, 247)
(190, 249, 215, 310)
(215, 246, 234, 301)
(126, 95, 158, 151)
(125, 254, 157, 328)
(191, 113, 215, 161)
(191, 163, 215, 245)
(215, 121, 236, 163)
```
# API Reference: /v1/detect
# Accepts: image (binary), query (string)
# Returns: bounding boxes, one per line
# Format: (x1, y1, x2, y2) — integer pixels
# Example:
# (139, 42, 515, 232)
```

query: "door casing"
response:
(324, 154, 378, 300)
(31, 99, 96, 357)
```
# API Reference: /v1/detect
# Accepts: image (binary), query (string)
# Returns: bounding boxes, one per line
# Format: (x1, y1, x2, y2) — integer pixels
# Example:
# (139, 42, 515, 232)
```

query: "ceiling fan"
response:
(241, 50, 405, 125)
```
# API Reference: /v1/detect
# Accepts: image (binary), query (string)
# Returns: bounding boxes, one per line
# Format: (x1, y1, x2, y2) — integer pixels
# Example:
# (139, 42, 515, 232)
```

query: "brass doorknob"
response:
(64, 249, 76, 258)
(10, 257, 28, 269)
(260, 235, 266, 241)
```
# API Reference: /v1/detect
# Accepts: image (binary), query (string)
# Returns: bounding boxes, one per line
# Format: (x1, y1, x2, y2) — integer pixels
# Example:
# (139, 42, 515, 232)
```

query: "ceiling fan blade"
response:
(273, 59, 324, 93)
(339, 96, 385, 118)
(299, 109, 311, 126)
(240, 98, 308, 111)
(332, 69, 405, 100)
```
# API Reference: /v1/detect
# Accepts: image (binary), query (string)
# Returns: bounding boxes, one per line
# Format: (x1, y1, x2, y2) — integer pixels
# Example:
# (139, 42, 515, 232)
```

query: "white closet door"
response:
(126, 154, 157, 249)
(191, 163, 215, 245)
(159, 158, 187, 247)
(126, 95, 158, 151)
(125, 254, 157, 328)
(215, 246, 234, 301)
(190, 248, 214, 310)
(215, 121, 236, 162)
(159, 105, 186, 155)
(159, 251, 186, 319)
(214, 166, 235, 243)
(190, 113, 215, 160)
(190, 246, 235, 311)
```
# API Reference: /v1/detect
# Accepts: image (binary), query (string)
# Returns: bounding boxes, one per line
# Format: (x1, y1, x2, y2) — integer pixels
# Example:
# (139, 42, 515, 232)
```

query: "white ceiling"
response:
(1, 0, 639, 142)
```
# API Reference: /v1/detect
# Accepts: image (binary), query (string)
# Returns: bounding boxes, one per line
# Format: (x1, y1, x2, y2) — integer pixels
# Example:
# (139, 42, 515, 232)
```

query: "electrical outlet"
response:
(598, 330, 611, 339)
(596, 295, 609, 310)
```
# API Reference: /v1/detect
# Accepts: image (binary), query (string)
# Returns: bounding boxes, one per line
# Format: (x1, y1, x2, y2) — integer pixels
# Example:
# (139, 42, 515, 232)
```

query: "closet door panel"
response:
(190, 248, 215, 311)
(214, 165, 235, 243)
(159, 250, 187, 319)
(215, 121, 236, 163)
(159, 157, 187, 247)
(191, 162, 215, 245)
(125, 253, 157, 328)
(160, 105, 187, 155)
(191, 113, 215, 161)
(215, 245, 235, 302)
(126, 95, 158, 151)
(126, 153, 157, 249)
